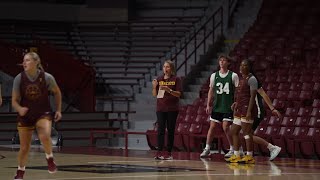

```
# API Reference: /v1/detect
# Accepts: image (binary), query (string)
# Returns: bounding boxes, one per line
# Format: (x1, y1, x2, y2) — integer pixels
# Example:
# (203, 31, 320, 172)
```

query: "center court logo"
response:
(21, 164, 206, 174)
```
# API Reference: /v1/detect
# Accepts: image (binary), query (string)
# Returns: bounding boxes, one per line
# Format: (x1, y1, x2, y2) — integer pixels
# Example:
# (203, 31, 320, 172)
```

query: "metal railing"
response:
(170, 6, 224, 76)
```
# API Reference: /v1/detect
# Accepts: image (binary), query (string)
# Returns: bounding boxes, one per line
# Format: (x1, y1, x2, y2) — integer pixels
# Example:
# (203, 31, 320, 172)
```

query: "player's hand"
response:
(54, 111, 62, 122)
(246, 111, 252, 121)
(231, 102, 237, 111)
(152, 79, 158, 89)
(272, 109, 281, 118)
(18, 107, 29, 117)
(160, 86, 170, 92)
(206, 105, 211, 114)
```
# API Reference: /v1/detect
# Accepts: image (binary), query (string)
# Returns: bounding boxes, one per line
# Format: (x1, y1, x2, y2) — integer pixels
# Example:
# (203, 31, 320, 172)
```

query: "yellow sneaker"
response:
(226, 154, 241, 163)
(239, 155, 255, 164)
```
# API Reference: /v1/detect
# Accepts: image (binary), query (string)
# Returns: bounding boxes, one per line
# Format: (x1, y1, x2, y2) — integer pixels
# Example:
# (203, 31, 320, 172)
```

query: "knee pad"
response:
(244, 135, 251, 139)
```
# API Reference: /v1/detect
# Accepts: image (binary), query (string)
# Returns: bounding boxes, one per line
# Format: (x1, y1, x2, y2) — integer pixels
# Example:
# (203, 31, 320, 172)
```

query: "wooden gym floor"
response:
(0, 146, 320, 180)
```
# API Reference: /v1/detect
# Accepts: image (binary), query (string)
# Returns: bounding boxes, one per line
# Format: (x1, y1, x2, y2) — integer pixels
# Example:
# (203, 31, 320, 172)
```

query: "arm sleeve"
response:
(45, 72, 58, 91)
(248, 76, 258, 91)
(175, 77, 182, 92)
(12, 74, 21, 94)
(232, 73, 239, 87)
(209, 73, 216, 88)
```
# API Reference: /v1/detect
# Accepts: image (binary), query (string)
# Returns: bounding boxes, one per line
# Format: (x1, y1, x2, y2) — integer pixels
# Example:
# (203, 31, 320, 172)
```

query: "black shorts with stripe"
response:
(210, 112, 233, 122)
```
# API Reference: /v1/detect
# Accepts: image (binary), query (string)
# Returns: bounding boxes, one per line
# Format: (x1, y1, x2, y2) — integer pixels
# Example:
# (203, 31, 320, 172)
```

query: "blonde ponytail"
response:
(38, 63, 44, 71)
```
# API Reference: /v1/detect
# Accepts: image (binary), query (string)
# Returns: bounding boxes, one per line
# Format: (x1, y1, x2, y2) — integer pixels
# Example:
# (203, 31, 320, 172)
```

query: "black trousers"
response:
(156, 111, 178, 152)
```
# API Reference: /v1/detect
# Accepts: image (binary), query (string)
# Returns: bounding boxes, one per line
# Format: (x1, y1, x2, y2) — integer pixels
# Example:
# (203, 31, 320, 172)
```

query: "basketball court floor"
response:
(1, 146, 320, 180)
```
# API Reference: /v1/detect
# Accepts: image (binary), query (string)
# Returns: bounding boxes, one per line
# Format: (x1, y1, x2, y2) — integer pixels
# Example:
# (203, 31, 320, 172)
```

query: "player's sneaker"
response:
(239, 155, 255, 164)
(269, 146, 281, 161)
(224, 150, 234, 158)
(200, 149, 210, 158)
(226, 154, 241, 163)
(14, 170, 25, 180)
(47, 157, 57, 173)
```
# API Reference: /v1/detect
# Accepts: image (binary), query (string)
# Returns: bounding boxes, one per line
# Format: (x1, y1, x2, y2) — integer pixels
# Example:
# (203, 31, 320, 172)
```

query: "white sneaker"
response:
(269, 146, 281, 161)
(224, 150, 234, 158)
(200, 149, 210, 158)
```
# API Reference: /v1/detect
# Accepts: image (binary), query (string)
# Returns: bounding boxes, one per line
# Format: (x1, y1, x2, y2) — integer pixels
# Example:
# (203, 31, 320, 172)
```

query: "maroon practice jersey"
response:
(234, 74, 258, 118)
(17, 71, 53, 127)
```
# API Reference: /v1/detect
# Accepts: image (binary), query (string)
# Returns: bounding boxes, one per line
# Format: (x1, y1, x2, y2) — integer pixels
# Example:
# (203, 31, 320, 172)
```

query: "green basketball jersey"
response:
(213, 71, 235, 113)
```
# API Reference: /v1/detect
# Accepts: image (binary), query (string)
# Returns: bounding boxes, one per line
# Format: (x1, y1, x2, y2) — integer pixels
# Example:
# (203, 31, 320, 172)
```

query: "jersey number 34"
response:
(216, 82, 230, 94)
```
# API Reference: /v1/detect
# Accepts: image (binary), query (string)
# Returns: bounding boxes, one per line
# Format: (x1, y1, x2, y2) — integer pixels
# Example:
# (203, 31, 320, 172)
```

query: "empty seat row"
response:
(260, 116, 320, 127)
(255, 126, 320, 158)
